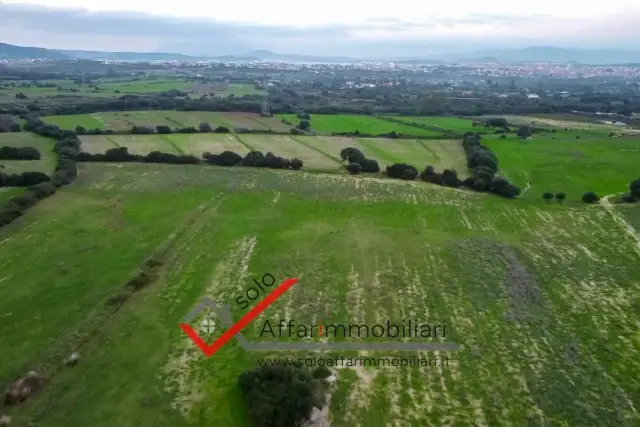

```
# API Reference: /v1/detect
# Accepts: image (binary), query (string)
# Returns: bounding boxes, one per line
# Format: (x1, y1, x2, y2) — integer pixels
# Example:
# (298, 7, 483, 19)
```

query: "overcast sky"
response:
(2, 0, 640, 57)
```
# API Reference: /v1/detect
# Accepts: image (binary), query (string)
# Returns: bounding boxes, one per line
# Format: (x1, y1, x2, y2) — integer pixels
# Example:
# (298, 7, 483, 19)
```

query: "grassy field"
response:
(277, 114, 445, 137)
(0, 78, 196, 100)
(383, 116, 477, 132)
(0, 132, 57, 174)
(1, 162, 639, 427)
(482, 132, 640, 201)
(43, 111, 290, 132)
(79, 134, 469, 174)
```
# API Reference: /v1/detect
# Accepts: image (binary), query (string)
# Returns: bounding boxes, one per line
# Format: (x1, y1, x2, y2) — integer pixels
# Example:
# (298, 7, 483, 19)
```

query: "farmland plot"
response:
(384, 116, 477, 132)
(168, 134, 251, 157)
(80, 135, 179, 155)
(2, 162, 640, 427)
(237, 134, 342, 170)
(0, 132, 56, 174)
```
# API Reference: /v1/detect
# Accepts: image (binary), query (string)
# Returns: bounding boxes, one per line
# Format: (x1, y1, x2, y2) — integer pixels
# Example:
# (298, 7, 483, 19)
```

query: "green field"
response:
(79, 133, 469, 174)
(0, 78, 196, 100)
(483, 132, 640, 201)
(383, 116, 477, 132)
(43, 111, 291, 132)
(0, 132, 57, 174)
(277, 114, 445, 137)
(1, 161, 639, 426)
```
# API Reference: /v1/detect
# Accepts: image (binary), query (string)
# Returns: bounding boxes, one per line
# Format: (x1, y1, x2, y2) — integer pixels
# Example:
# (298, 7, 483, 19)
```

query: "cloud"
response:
(1, 2, 640, 57)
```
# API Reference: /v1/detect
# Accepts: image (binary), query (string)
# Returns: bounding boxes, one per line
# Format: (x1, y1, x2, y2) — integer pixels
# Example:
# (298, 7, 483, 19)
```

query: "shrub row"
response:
(0, 171, 50, 187)
(0, 146, 41, 160)
(74, 147, 305, 171)
(461, 132, 520, 198)
(0, 182, 57, 227)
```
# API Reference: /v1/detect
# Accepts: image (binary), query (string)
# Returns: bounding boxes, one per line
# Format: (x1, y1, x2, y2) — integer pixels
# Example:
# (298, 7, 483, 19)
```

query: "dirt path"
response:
(601, 193, 640, 257)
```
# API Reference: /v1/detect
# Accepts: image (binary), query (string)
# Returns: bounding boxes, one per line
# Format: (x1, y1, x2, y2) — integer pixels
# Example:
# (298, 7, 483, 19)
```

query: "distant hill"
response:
(56, 49, 199, 61)
(245, 50, 357, 63)
(0, 42, 69, 60)
(455, 46, 640, 65)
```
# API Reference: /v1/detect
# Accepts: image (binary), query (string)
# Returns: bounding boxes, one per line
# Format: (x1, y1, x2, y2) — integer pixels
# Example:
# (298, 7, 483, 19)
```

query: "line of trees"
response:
(461, 132, 520, 198)
(0, 146, 41, 160)
(0, 171, 50, 188)
(74, 147, 304, 171)
(0, 120, 80, 229)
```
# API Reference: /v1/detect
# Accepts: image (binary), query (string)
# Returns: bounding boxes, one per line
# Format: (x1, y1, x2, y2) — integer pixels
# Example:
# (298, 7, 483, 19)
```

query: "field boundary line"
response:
(288, 135, 344, 167)
(164, 116, 185, 127)
(416, 139, 442, 161)
(233, 134, 255, 151)
(104, 135, 120, 148)
(159, 134, 184, 154)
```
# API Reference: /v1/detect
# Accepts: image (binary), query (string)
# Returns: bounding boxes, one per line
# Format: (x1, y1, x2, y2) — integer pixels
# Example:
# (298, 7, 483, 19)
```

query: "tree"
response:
(542, 192, 554, 202)
(582, 192, 600, 204)
(339, 147, 365, 163)
(199, 122, 213, 132)
(15, 92, 27, 99)
(291, 158, 303, 170)
(238, 364, 325, 427)
(517, 126, 532, 139)
(555, 192, 566, 203)
(297, 120, 310, 131)
(75, 125, 87, 135)
(346, 163, 362, 174)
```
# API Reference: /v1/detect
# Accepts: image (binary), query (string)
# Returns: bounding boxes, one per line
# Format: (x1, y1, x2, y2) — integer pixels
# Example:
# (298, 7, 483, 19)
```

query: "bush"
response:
(290, 158, 303, 170)
(0, 146, 41, 160)
(238, 365, 325, 427)
(156, 125, 172, 134)
(214, 126, 230, 133)
(621, 193, 637, 203)
(543, 192, 554, 202)
(339, 147, 365, 163)
(441, 169, 461, 187)
(203, 150, 244, 166)
(346, 162, 362, 174)
(359, 158, 379, 173)
(401, 168, 418, 180)
(289, 127, 305, 135)
(582, 192, 600, 204)
(199, 122, 213, 132)
(131, 125, 155, 134)
(555, 192, 566, 203)
(386, 163, 418, 179)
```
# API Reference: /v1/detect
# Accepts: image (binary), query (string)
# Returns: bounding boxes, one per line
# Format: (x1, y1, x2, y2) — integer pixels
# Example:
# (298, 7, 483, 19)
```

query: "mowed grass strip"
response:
(80, 135, 179, 155)
(277, 114, 444, 136)
(385, 116, 477, 132)
(0, 132, 57, 174)
(167, 134, 250, 157)
(238, 135, 343, 170)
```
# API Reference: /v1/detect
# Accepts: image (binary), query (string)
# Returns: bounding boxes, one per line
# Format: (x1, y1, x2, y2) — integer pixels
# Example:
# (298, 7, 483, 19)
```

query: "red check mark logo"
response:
(179, 278, 299, 357)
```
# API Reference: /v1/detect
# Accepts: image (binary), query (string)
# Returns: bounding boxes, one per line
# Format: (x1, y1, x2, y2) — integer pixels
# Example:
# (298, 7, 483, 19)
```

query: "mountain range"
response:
(1, 42, 639, 65)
